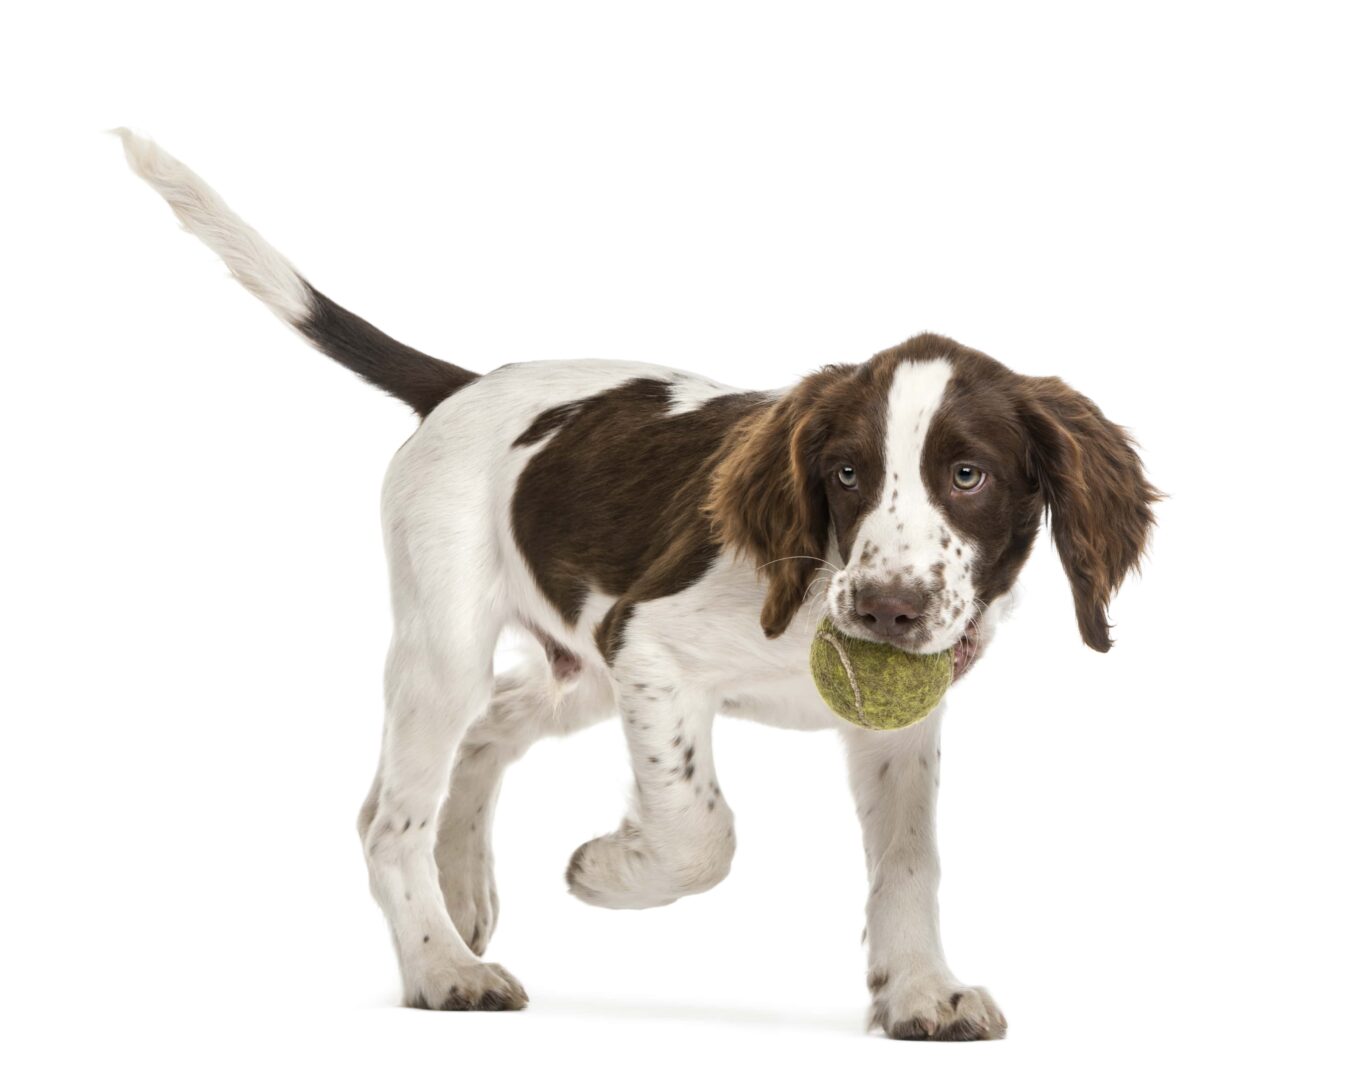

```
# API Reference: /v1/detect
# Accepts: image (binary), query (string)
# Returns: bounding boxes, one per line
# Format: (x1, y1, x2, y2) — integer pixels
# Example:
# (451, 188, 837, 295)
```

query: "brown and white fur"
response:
(118, 131, 1157, 1040)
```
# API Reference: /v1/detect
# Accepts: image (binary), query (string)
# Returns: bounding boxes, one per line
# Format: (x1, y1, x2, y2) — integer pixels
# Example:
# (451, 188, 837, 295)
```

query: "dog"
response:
(118, 130, 1156, 1040)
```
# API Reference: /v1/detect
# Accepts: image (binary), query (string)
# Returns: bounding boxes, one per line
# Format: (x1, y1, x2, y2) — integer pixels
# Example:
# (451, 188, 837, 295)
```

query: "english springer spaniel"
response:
(118, 131, 1156, 1040)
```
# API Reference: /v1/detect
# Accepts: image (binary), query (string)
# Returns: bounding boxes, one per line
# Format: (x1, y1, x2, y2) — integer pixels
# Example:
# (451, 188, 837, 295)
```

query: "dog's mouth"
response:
(831, 614, 982, 683)
(951, 619, 981, 683)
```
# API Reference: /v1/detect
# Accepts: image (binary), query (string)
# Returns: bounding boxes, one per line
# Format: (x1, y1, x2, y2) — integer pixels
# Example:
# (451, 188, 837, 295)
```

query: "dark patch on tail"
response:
(300, 285, 476, 417)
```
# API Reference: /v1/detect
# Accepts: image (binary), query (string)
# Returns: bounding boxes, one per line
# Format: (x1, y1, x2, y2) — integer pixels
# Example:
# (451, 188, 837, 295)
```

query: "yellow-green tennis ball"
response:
(810, 619, 953, 730)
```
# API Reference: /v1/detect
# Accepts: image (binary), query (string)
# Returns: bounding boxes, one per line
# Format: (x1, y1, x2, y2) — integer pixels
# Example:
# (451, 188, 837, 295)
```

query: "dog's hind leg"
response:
(356, 457, 539, 1010)
(435, 655, 614, 954)
(359, 600, 533, 1010)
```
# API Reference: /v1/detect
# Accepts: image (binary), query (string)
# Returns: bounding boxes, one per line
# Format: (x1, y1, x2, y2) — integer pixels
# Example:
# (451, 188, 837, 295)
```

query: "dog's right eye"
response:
(836, 465, 858, 490)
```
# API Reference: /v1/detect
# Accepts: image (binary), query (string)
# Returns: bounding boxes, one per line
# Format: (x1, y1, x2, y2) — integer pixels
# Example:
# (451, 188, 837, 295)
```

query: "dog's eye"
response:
(836, 465, 858, 490)
(952, 464, 985, 492)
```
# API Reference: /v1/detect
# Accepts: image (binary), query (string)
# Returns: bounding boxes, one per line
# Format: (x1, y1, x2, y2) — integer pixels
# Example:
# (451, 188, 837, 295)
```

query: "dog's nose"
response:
(854, 586, 927, 634)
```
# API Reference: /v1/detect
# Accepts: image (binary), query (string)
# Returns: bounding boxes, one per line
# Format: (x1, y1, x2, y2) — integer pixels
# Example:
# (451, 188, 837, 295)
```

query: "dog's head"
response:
(709, 334, 1157, 675)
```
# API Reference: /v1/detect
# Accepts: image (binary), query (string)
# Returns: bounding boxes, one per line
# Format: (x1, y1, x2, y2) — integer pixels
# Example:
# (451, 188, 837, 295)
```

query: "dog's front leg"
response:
(843, 707, 1007, 1041)
(566, 657, 735, 909)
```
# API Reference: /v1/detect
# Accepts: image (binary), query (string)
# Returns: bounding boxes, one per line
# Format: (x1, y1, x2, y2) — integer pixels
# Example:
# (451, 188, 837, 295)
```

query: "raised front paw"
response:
(869, 971, 1007, 1041)
(565, 817, 734, 910)
(565, 821, 675, 909)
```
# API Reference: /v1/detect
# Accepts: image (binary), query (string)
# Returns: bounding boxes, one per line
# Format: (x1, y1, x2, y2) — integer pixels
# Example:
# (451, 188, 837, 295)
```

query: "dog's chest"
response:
(621, 554, 843, 731)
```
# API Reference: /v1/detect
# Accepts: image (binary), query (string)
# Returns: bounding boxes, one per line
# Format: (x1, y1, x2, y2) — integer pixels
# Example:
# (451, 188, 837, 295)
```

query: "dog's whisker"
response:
(802, 568, 835, 607)
(755, 555, 838, 572)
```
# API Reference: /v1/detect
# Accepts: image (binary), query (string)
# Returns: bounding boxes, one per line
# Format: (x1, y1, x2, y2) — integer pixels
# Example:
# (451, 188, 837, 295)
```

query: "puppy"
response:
(118, 131, 1156, 1039)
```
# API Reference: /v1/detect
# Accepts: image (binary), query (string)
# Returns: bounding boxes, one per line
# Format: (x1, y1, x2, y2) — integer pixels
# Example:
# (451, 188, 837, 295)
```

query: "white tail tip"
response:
(114, 128, 311, 324)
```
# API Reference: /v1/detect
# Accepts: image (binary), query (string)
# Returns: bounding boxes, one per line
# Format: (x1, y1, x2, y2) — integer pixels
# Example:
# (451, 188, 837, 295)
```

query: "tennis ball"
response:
(810, 619, 953, 730)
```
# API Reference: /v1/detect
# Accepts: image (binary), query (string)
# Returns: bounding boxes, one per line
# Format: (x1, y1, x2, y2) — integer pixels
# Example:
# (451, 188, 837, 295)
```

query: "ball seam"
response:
(817, 630, 865, 726)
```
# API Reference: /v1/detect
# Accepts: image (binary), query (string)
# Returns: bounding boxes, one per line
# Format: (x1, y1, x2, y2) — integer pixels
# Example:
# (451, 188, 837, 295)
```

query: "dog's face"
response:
(710, 334, 1157, 674)
(820, 354, 1038, 678)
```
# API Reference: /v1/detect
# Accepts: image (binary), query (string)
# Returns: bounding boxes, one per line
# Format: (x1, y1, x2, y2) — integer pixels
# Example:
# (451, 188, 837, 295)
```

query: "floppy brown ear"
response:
(1021, 376, 1160, 651)
(706, 380, 835, 638)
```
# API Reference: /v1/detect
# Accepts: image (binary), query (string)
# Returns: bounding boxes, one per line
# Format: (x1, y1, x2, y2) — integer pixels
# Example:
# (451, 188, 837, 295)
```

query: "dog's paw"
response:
(437, 845, 499, 956)
(565, 821, 672, 909)
(406, 958, 528, 1012)
(565, 818, 732, 909)
(869, 971, 1006, 1041)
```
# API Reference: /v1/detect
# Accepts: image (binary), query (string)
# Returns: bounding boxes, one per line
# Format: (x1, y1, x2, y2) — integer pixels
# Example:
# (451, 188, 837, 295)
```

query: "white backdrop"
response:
(3, 3, 1354, 1077)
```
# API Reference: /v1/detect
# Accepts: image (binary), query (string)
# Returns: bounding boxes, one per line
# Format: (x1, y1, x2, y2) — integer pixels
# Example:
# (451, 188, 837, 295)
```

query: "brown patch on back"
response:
(512, 379, 764, 660)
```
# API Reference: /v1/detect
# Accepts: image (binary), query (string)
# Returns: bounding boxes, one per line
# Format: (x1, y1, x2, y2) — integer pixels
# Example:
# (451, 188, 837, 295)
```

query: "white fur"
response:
(115, 130, 312, 324)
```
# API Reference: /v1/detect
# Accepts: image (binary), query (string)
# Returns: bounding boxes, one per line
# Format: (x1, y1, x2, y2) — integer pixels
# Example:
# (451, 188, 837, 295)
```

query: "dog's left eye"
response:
(952, 464, 985, 492)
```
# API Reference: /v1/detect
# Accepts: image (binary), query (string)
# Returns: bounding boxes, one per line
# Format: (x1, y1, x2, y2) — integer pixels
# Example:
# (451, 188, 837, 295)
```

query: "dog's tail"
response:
(114, 129, 475, 417)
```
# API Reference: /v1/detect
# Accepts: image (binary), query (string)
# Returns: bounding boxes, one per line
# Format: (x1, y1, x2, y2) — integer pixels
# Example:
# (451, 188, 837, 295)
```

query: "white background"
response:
(3, 2, 1355, 1077)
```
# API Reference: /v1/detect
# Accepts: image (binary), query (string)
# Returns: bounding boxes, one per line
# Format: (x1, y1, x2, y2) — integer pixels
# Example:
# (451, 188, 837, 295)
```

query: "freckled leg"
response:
(566, 672, 735, 909)
(843, 707, 1006, 1041)
(435, 660, 615, 953)
(357, 610, 527, 1011)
